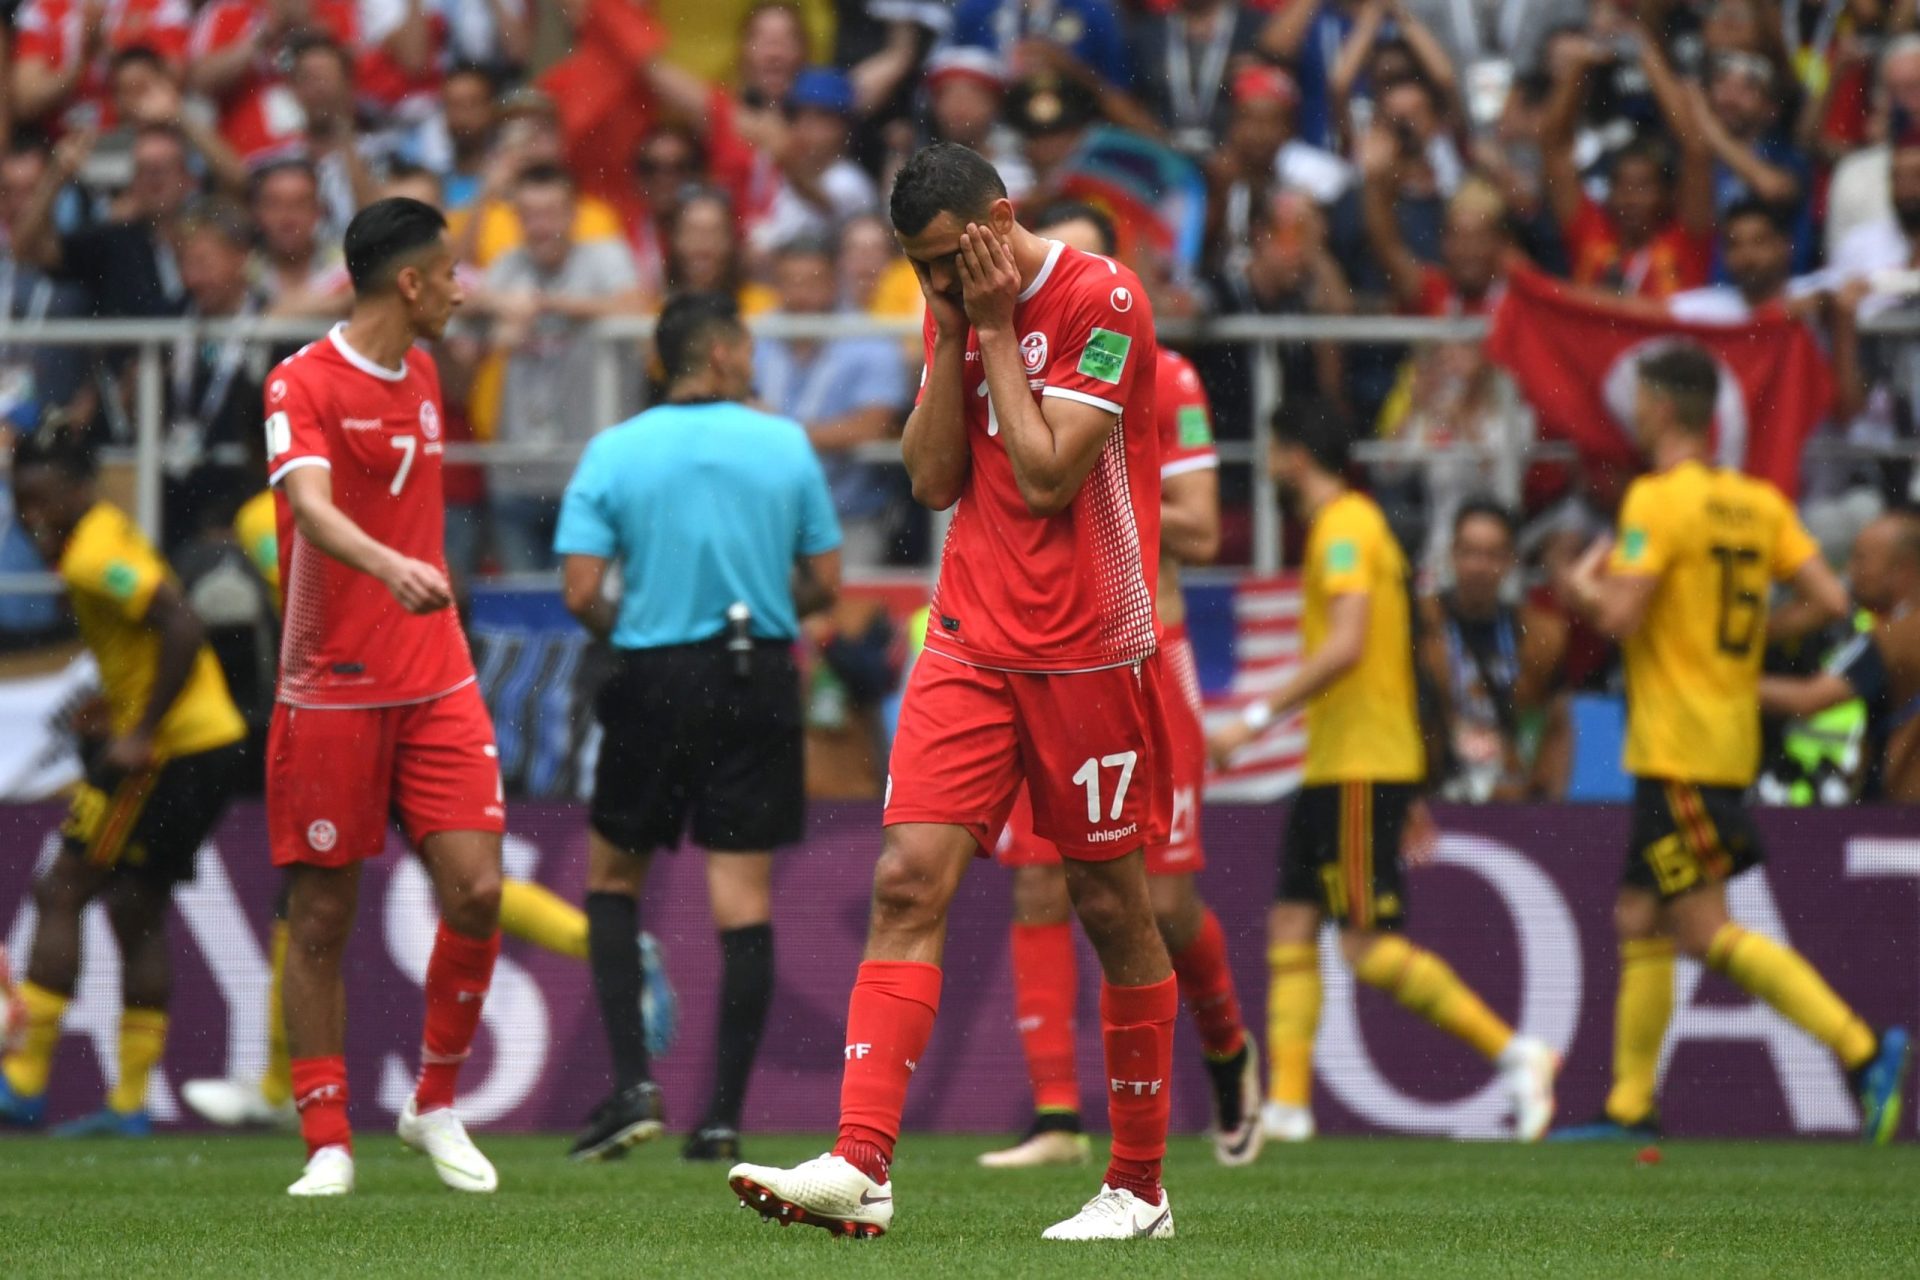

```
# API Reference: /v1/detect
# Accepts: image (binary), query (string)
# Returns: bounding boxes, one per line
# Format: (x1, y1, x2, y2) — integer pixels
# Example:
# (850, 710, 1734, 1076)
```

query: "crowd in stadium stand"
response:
(0, 0, 1917, 805)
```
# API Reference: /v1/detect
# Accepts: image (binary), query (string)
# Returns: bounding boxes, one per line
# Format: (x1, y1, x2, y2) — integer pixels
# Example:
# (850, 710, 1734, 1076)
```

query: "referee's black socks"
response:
(704, 923, 774, 1130)
(585, 890, 650, 1090)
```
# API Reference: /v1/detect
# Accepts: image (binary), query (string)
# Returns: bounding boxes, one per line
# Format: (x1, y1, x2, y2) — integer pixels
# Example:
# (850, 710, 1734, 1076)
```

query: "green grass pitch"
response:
(1, 1133, 1914, 1277)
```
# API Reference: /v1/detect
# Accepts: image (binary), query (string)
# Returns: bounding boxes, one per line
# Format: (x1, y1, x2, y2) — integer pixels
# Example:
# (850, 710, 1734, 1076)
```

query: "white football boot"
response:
(1211, 1041, 1266, 1167)
(182, 1078, 297, 1130)
(1500, 1035, 1560, 1142)
(398, 1097, 499, 1192)
(1261, 1101, 1316, 1142)
(287, 1144, 354, 1197)
(1041, 1185, 1175, 1241)
(729, 1153, 893, 1238)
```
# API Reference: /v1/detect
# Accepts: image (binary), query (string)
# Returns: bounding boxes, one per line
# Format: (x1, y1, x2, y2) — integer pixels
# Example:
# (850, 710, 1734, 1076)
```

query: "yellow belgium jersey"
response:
(233, 489, 280, 610)
(60, 503, 247, 761)
(1301, 491, 1424, 784)
(1609, 460, 1818, 786)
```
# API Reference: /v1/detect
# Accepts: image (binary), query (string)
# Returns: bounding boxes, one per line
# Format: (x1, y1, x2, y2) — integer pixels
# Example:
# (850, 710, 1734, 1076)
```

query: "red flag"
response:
(1485, 265, 1833, 496)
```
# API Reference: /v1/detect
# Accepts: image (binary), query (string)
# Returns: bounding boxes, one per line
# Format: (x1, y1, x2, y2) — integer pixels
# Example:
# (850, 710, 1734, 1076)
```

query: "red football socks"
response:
(414, 923, 500, 1114)
(290, 1055, 351, 1157)
(1171, 908, 1247, 1060)
(1009, 922, 1081, 1113)
(833, 960, 943, 1184)
(1100, 975, 1177, 1206)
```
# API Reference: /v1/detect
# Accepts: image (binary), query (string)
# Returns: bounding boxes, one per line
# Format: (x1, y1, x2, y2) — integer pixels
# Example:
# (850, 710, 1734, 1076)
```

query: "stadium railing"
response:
(0, 311, 1914, 600)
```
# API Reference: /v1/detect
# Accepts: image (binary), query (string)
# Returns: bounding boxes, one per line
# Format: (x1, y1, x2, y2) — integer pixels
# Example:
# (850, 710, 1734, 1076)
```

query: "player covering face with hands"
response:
(265, 198, 508, 1198)
(728, 142, 1181, 1241)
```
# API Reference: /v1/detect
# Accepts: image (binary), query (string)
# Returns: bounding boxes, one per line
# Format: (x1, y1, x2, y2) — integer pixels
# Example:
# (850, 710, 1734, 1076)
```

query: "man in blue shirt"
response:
(554, 292, 842, 1165)
(754, 236, 911, 564)
(949, 0, 1133, 90)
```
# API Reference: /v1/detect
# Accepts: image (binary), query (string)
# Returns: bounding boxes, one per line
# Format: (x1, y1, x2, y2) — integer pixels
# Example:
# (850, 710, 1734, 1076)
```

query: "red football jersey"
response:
(190, 0, 358, 163)
(264, 326, 475, 708)
(14, 0, 192, 133)
(917, 240, 1161, 673)
(1155, 348, 1218, 483)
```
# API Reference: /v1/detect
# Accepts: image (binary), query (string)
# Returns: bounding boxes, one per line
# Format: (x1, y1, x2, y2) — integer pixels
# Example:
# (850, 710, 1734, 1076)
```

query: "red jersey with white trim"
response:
(190, 0, 359, 163)
(1155, 348, 1217, 482)
(918, 240, 1161, 672)
(14, 0, 192, 133)
(263, 325, 475, 708)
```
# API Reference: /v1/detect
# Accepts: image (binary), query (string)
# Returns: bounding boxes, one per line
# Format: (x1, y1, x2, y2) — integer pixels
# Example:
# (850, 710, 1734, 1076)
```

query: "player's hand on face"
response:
(957, 223, 1021, 336)
(383, 555, 453, 614)
(916, 266, 968, 340)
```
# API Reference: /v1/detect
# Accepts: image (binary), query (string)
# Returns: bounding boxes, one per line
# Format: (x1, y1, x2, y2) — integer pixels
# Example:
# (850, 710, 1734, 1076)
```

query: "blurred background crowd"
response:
(0, 0, 1916, 809)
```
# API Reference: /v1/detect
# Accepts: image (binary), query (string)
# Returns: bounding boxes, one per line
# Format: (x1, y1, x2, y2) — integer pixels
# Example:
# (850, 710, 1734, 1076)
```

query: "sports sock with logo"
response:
(1356, 935, 1513, 1061)
(704, 923, 774, 1130)
(500, 878, 589, 961)
(1605, 938, 1674, 1125)
(1171, 908, 1246, 1061)
(585, 890, 650, 1090)
(1266, 941, 1319, 1107)
(1100, 975, 1177, 1206)
(106, 1008, 168, 1114)
(1707, 924, 1876, 1069)
(261, 921, 292, 1108)
(1009, 921, 1081, 1114)
(290, 1055, 351, 1156)
(413, 923, 500, 1113)
(2, 981, 70, 1098)
(833, 960, 942, 1183)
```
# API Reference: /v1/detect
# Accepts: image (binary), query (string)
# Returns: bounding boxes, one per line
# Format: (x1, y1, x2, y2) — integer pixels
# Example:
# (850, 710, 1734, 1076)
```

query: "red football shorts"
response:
(886, 647, 1170, 861)
(996, 624, 1208, 875)
(268, 680, 505, 868)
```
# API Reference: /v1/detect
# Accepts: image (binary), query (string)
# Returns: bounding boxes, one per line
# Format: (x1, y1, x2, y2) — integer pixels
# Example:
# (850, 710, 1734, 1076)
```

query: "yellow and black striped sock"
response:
(107, 1009, 168, 1115)
(1, 981, 69, 1098)
(1266, 942, 1320, 1107)
(1356, 935, 1514, 1061)
(1708, 925, 1876, 1070)
(500, 879, 590, 961)
(1604, 938, 1674, 1125)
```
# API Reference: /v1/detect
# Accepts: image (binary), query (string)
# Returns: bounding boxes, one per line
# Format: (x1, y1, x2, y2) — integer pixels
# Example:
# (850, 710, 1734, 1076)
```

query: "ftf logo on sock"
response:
(845, 1043, 871, 1061)
(1111, 1077, 1164, 1096)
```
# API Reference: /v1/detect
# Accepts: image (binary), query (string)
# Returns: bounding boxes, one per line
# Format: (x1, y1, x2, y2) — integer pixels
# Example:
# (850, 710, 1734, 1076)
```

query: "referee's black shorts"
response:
(590, 638, 805, 855)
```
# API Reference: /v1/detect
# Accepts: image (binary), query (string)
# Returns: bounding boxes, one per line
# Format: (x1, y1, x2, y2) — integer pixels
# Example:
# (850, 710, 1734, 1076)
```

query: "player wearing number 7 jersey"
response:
(1555, 344, 1910, 1143)
(728, 143, 1179, 1242)
(263, 198, 508, 1197)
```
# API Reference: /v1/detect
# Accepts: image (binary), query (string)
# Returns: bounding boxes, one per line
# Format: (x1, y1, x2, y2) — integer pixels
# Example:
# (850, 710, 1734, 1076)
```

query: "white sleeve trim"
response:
(1160, 454, 1220, 479)
(269, 456, 331, 487)
(1042, 386, 1123, 414)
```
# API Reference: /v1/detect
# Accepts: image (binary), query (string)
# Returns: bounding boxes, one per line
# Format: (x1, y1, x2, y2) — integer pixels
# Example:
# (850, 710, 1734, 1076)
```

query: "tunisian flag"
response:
(1486, 265, 1833, 496)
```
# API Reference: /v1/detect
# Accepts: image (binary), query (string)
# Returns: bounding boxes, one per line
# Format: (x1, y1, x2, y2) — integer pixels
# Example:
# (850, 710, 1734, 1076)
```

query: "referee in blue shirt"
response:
(555, 292, 842, 1164)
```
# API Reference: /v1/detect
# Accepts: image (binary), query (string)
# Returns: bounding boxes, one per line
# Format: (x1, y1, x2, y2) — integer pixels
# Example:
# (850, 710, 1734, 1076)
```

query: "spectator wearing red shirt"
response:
(1361, 120, 1508, 317)
(187, 0, 358, 165)
(1541, 29, 1714, 300)
(13, 0, 192, 132)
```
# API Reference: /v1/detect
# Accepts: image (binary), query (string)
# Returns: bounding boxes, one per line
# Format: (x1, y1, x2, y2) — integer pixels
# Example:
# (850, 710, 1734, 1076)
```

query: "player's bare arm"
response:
(561, 554, 617, 641)
(1565, 536, 1659, 640)
(792, 548, 843, 618)
(1759, 671, 1859, 719)
(899, 262, 971, 510)
(959, 225, 1116, 516)
(104, 581, 205, 774)
(1160, 467, 1221, 566)
(1767, 555, 1851, 643)
(1211, 592, 1370, 765)
(281, 465, 451, 614)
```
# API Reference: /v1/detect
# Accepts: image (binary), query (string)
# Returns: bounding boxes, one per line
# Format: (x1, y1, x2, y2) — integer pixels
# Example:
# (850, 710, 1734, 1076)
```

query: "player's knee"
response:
(445, 867, 503, 936)
(869, 837, 951, 931)
(288, 889, 356, 954)
(1070, 875, 1139, 948)
(1612, 893, 1662, 942)
(32, 860, 86, 916)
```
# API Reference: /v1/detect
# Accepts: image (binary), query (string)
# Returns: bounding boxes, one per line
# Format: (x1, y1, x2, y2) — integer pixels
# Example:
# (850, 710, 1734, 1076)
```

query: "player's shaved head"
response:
(656, 291, 749, 389)
(889, 142, 1007, 237)
(344, 196, 449, 294)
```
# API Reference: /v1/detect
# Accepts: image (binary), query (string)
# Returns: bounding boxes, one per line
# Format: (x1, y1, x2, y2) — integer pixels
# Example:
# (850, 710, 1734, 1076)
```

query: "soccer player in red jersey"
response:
(980, 202, 1260, 1173)
(264, 198, 506, 1197)
(729, 143, 1178, 1241)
